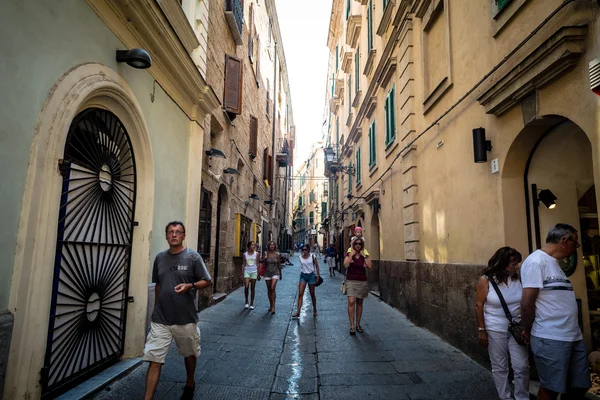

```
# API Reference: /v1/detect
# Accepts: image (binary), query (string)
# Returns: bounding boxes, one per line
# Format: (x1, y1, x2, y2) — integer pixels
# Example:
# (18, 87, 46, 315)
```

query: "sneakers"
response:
(181, 385, 195, 400)
(244, 304, 249, 309)
(249, 305, 255, 310)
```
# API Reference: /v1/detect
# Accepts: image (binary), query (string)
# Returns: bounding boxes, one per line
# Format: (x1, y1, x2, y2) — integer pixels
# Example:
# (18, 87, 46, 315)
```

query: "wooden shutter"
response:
(248, 3, 254, 63)
(267, 153, 273, 186)
(224, 55, 243, 115)
(249, 116, 258, 158)
(255, 36, 261, 87)
(263, 147, 269, 180)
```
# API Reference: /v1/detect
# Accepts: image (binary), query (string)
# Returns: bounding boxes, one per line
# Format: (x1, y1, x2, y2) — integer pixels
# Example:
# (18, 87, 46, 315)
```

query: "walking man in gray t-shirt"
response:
(143, 221, 212, 400)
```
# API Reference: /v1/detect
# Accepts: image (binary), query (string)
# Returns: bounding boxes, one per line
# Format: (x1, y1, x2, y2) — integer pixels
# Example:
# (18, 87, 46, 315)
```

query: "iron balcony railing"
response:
(225, 0, 243, 45)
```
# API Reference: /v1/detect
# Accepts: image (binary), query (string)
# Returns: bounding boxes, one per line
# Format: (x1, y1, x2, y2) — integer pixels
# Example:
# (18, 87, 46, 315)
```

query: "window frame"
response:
(369, 121, 376, 168)
(356, 148, 362, 186)
(385, 85, 396, 147)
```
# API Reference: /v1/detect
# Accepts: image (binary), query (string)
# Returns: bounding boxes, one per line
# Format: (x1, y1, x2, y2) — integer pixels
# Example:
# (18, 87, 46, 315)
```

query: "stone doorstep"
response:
(211, 292, 228, 305)
(55, 358, 142, 400)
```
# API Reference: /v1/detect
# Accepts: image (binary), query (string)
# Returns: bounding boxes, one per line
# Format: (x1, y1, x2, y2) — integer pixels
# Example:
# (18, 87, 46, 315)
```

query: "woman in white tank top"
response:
(475, 247, 529, 400)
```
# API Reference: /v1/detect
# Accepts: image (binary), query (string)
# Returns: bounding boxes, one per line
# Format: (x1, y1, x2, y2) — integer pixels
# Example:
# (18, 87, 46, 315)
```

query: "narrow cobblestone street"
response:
(93, 255, 498, 399)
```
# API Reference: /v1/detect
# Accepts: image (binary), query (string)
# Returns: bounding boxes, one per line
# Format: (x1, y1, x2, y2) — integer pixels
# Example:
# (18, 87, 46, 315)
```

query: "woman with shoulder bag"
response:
(343, 238, 372, 335)
(262, 241, 282, 314)
(292, 244, 320, 318)
(475, 247, 529, 400)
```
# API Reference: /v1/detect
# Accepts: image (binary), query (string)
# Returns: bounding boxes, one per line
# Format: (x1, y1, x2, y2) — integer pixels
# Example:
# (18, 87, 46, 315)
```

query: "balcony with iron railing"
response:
(277, 137, 289, 167)
(225, 0, 243, 45)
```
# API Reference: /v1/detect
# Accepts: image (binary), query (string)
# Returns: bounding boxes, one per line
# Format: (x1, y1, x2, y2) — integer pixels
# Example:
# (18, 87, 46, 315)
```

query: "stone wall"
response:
(379, 260, 488, 365)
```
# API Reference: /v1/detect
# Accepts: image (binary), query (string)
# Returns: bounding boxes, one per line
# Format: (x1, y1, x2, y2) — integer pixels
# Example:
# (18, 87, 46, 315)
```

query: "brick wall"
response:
(379, 260, 489, 365)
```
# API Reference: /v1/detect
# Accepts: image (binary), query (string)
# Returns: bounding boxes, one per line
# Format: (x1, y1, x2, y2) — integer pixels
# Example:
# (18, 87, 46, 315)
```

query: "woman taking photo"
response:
(292, 244, 320, 318)
(475, 247, 529, 400)
(262, 241, 282, 314)
(241, 241, 259, 310)
(343, 238, 372, 335)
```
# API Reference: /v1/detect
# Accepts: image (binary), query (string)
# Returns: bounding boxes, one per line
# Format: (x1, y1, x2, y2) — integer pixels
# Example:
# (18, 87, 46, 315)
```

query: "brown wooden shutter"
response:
(267, 153, 273, 186)
(255, 36, 261, 87)
(249, 116, 258, 158)
(224, 55, 243, 115)
(248, 3, 254, 62)
(263, 147, 268, 180)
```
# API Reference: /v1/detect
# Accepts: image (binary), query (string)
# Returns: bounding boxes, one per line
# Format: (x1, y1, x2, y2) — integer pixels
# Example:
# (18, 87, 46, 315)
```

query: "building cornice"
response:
(327, 0, 343, 50)
(87, 0, 219, 121)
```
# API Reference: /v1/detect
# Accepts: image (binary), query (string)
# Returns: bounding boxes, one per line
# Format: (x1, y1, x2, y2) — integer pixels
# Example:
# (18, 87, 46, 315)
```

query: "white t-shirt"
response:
(299, 254, 316, 274)
(244, 251, 257, 273)
(484, 277, 523, 332)
(520, 249, 582, 341)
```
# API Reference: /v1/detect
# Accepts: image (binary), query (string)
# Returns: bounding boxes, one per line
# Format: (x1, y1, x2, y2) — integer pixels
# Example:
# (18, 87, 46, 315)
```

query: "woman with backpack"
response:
(262, 241, 282, 314)
(292, 244, 320, 318)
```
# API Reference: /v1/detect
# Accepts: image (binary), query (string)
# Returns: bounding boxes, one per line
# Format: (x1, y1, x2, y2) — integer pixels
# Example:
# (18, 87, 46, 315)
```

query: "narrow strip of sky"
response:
(275, 0, 332, 173)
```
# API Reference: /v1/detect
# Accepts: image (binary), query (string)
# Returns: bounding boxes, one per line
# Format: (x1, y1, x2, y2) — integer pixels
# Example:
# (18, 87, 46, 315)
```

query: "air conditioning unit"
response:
(590, 58, 600, 96)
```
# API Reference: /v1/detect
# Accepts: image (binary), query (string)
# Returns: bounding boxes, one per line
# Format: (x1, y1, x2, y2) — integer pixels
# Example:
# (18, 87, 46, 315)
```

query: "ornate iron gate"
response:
(42, 108, 137, 397)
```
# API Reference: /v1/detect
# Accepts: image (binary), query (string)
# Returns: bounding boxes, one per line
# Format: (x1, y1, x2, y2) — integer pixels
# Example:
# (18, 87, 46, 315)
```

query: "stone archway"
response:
(5, 64, 154, 399)
(214, 184, 229, 293)
(502, 116, 595, 348)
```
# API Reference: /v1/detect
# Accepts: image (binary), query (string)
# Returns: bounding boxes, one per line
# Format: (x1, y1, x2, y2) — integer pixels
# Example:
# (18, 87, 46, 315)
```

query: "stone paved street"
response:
(92, 255, 498, 399)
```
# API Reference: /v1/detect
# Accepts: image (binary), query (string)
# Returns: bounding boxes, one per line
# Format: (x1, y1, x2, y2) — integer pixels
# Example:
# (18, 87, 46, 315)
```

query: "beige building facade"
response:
(324, 0, 600, 362)
(293, 142, 328, 250)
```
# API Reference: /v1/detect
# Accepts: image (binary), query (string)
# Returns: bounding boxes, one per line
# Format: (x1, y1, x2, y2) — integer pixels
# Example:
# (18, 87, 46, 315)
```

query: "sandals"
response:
(291, 313, 300, 319)
(356, 326, 364, 333)
(349, 327, 356, 335)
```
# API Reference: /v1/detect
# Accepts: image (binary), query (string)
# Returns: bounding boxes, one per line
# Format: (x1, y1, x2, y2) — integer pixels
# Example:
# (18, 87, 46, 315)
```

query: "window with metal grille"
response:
(197, 188, 212, 258)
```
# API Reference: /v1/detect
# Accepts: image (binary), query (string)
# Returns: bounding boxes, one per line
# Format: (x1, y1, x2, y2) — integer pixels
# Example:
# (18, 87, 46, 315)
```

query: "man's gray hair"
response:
(546, 223, 577, 244)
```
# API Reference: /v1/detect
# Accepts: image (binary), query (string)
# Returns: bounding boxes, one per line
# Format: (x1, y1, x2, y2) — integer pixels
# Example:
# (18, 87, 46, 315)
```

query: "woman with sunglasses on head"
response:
(241, 241, 259, 310)
(262, 241, 282, 314)
(343, 238, 372, 335)
(292, 245, 320, 318)
(475, 247, 529, 400)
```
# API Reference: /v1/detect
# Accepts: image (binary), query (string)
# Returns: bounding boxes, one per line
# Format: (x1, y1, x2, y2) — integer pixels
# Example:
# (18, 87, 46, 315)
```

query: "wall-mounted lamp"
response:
(116, 48, 152, 69)
(205, 148, 226, 158)
(249, 193, 260, 200)
(264, 199, 275, 205)
(346, 194, 366, 200)
(473, 128, 492, 163)
(323, 146, 355, 175)
(223, 167, 240, 175)
(537, 189, 557, 209)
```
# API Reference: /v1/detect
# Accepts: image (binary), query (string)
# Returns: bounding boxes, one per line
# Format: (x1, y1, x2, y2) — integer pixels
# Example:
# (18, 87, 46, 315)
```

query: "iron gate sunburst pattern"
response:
(42, 108, 137, 396)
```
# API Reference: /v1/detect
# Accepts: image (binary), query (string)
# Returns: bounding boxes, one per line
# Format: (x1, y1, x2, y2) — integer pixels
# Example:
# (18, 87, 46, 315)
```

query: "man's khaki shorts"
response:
(142, 322, 201, 364)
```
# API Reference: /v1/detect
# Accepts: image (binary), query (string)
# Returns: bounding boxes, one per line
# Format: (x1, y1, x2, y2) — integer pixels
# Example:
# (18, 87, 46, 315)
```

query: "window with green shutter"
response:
(383, 0, 389, 9)
(356, 148, 361, 186)
(335, 45, 339, 71)
(369, 121, 376, 167)
(385, 86, 396, 146)
(348, 77, 352, 114)
(495, 0, 511, 12)
(309, 211, 314, 225)
(346, 0, 351, 19)
(355, 48, 360, 93)
(348, 166, 353, 194)
(335, 183, 339, 207)
(367, 0, 373, 51)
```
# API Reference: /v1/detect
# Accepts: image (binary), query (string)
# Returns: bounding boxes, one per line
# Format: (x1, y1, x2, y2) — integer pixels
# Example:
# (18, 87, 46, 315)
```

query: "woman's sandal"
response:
(356, 326, 364, 333)
(291, 313, 300, 319)
(349, 327, 356, 335)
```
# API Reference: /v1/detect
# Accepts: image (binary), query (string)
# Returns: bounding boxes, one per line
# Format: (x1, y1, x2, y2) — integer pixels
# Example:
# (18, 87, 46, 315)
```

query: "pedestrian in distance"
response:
(142, 221, 212, 400)
(520, 223, 591, 400)
(262, 240, 282, 314)
(292, 244, 320, 318)
(475, 247, 529, 400)
(343, 238, 372, 335)
(241, 240, 259, 310)
(325, 242, 337, 277)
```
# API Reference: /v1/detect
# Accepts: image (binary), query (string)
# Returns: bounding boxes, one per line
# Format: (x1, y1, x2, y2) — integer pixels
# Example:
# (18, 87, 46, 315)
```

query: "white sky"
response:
(275, 0, 332, 174)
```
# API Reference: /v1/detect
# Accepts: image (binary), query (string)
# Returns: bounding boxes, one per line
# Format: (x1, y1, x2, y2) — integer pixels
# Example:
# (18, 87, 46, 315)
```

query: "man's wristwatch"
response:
(478, 327, 486, 332)
(189, 283, 196, 291)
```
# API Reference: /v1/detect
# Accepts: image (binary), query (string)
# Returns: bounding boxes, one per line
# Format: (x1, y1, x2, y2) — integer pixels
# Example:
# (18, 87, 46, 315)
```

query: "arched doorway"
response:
(42, 108, 137, 396)
(214, 184, 228, 293)
(502, 116, 597, 348)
